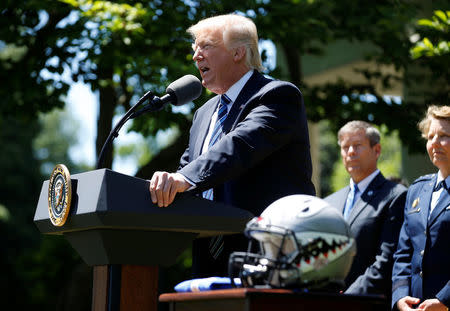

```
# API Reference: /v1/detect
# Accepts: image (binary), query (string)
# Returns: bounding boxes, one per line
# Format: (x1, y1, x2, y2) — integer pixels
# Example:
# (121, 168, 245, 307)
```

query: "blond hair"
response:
(418, 105, 450, 138)
(187, 14, 264, 71)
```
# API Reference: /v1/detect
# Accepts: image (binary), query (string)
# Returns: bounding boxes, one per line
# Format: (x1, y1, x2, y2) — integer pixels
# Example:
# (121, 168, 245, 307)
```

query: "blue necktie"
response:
(343, 184, 359, 220)
(202, 94, 231, 200)
(434, 180, 447, 192)
(202, 94, 231, 260)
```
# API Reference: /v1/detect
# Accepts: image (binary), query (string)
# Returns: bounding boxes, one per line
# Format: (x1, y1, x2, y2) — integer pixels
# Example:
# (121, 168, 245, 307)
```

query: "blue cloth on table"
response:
(174, 277, 241, 292)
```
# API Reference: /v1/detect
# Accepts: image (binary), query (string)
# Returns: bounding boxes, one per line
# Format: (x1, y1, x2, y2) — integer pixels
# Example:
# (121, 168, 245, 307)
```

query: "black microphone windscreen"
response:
(166, 74, 202, 106)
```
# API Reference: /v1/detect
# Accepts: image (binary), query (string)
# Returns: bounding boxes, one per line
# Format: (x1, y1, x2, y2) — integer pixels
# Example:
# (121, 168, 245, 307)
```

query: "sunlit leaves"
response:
(60, 0, 148, 34)
(410, 10, 450, 59)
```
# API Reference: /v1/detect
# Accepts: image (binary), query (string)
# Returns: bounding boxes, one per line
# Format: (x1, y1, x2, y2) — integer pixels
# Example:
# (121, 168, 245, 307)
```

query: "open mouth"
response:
(200, 66, 209, 74)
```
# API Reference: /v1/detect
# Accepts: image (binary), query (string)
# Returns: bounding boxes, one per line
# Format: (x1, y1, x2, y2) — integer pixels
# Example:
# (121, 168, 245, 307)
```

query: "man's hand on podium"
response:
(149, 172, 191, 207)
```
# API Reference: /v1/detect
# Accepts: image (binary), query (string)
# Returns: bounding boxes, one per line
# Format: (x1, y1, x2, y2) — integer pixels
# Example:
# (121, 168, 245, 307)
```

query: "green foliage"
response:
(0, 115, 78, 308)
(319, 120, 341, 197)
(411, 10, 450, 59)
(33, 108, 82, 175)
(0, 0, 81, 119)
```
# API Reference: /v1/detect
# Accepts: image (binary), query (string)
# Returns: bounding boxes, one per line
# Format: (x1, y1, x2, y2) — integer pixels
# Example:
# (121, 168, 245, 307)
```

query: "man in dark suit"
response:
(392, 106, 450, 311)
(324, 121, 406, 299)
(149, 14, 315, 276)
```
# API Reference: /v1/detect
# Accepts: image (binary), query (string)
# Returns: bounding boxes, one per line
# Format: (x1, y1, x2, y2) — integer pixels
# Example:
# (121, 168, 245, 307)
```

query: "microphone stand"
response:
(96, 91, 160, 169)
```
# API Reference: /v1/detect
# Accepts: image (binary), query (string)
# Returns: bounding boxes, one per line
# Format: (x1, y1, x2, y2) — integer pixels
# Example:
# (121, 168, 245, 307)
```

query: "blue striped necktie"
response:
(202, 94, 231, 260)
(343, 184, 359, 220)
(202, 94, 231, 200)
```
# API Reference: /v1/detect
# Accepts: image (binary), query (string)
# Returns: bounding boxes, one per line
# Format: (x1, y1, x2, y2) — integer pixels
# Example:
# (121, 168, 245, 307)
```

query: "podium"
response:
(34, 169, 253, 311)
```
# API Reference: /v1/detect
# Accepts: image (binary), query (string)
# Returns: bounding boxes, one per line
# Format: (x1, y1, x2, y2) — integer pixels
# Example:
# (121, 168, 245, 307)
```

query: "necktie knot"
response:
(435, 180, 447, 191)
(221, 94, 231, 107)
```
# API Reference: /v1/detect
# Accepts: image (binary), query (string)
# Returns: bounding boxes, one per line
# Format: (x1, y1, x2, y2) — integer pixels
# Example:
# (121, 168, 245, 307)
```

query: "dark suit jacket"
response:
(178, 71, 315, 216)
(324, 172, 406, 298)
(392, 173, 450, 309)
(178, 71, 315, 276)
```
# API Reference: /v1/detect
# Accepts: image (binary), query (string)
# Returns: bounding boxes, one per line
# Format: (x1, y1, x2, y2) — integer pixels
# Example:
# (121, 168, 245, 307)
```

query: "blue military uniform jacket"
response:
(392, 173, 450, 309)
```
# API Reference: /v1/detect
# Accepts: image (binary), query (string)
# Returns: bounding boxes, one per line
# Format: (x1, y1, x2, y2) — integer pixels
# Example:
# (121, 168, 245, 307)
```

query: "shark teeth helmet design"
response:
(229, 195, 356, 290)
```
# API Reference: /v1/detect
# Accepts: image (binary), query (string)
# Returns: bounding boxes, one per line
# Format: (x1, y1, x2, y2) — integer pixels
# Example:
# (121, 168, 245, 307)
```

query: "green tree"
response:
(2, 0, 449, 308)
(0, 0, 83, 119)
(0, 107, 91, 309)
(409, 9, 449, 106)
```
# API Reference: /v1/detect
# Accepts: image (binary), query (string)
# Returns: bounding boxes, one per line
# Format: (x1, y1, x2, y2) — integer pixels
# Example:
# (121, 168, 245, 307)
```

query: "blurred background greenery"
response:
(1, 0, 448, 309)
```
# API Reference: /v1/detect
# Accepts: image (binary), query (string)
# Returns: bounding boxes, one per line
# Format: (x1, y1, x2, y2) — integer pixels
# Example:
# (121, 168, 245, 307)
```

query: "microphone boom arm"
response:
(96, 91, 155, 169)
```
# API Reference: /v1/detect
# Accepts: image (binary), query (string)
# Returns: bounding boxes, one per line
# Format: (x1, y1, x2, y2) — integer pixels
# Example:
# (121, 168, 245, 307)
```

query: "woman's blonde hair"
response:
(418, 105, 450, 138)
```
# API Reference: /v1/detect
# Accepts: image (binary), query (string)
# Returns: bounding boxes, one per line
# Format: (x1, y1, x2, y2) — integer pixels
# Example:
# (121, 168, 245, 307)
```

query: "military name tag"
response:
(48, 164, 72, 226)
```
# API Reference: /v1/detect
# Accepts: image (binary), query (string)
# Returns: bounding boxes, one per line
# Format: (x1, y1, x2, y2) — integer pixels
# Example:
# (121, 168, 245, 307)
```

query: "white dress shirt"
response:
(201, 70, 253, 154)
(430, 171, 450, 216)
(349, 169, 380, 204)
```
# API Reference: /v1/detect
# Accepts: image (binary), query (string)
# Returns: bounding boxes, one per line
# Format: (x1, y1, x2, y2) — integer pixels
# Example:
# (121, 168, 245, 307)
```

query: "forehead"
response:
(428, 118, 450, 133)
(194, 28, 222, 45)
(340, 129, 368, 144)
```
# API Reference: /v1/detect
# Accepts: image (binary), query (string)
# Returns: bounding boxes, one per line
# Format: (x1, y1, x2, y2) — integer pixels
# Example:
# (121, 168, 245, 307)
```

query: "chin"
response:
(434, 160, 449, 169)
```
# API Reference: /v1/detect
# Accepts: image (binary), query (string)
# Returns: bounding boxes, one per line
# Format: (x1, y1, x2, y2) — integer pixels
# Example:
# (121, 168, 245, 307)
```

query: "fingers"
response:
(168, 179, 178, 206)
(156, 173, 168, 207)
(398, 296, 421, 311)
(149, 171, 168, 207)
(149, 172, 190, 207)
(149, 173, 158, 204)
(417, 298, 447, 311)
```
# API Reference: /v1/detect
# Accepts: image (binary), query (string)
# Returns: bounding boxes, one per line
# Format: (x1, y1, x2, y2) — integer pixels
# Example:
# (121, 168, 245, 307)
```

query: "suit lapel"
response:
(419, 175, 435, 225)
(193, 96, 220, 158)
(428, 176, 450, 226)
(193, 71, 270, 157)
(338, 187, 351, 215)
(347, 173, 384, 225)
(222, 71, 268, 133)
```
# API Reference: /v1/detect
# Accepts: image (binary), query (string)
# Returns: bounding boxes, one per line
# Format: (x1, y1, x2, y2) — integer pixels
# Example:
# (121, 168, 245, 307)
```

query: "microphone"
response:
(97, 75, 202, 168)
(132, 75, 202, 118)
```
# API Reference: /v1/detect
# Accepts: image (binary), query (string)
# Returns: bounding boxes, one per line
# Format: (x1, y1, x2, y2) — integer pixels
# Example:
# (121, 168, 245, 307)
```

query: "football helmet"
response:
(229, 194, 356, 290)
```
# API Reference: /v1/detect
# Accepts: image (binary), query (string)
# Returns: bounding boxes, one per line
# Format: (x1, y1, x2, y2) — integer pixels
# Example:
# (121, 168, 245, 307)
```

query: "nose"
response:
(430, 134, 440, 146)
(193, 47, 203, 61)
(348, 145, 356, 155)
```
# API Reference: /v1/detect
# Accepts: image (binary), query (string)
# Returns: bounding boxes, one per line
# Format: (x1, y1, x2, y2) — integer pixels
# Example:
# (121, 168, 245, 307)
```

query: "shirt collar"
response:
(350, 169, 380, 194)
(436, 171, 450, 187)
(223, 70, 253, 103)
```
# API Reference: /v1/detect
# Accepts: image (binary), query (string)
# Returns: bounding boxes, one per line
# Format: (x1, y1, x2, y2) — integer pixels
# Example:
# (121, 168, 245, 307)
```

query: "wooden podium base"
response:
(92, 265, 158, 311)
(159, 288, 389, 311)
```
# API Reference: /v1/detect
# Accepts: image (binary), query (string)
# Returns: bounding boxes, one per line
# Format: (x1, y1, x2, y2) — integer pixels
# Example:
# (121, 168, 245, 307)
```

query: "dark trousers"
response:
(191, 234, 248, 278)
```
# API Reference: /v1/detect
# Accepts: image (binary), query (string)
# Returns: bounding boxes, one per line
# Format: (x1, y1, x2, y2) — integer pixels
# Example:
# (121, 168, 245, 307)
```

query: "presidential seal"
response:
(48, 164, 72, 226)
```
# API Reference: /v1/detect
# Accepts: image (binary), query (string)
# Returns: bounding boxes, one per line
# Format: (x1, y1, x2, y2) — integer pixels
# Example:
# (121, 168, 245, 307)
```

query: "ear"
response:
(373, 143, 381, 159)
(233, 46, 246, 62)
